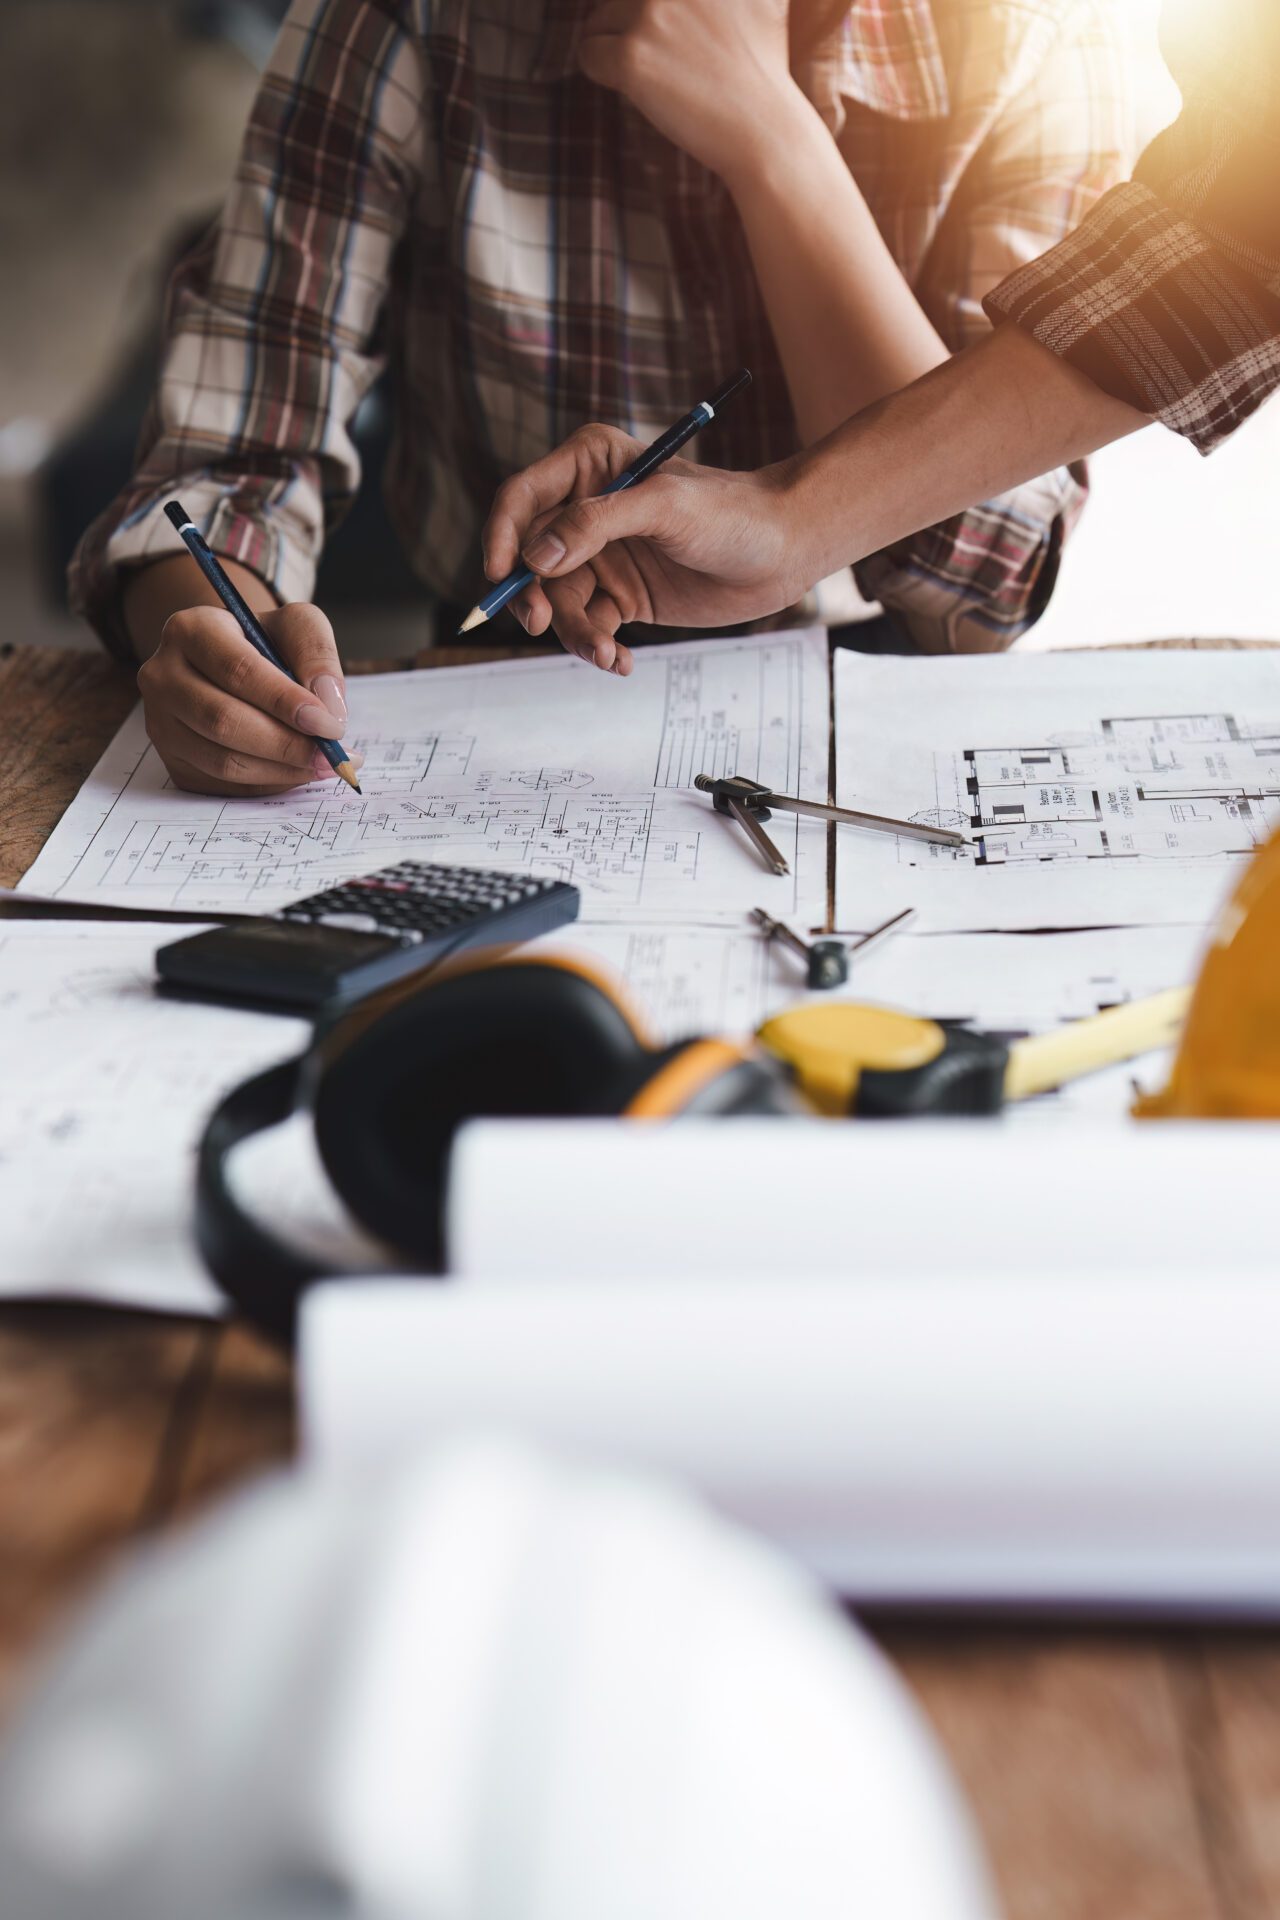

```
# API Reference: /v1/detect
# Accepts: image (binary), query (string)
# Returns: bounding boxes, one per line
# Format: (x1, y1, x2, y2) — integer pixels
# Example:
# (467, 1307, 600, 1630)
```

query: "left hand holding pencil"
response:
(136, 597, 358, 797)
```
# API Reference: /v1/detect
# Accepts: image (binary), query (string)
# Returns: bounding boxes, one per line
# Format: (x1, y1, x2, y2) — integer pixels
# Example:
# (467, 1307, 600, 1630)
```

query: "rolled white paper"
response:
(302, 1267, 1280, 1615)
(447, 1118, 1280, 1283)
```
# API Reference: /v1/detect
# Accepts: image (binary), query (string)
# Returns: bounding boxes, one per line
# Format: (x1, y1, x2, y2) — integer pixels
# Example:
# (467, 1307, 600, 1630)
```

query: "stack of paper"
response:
(10, 636, 1278, 1319)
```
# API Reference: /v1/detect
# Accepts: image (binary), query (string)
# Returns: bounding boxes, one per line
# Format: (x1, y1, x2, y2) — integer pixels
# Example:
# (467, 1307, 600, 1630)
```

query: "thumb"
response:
(578, 2, 632, 87)
(521, 481, 680, 578)
(577, 31, 626, 91)
(262, 602, 347, 729)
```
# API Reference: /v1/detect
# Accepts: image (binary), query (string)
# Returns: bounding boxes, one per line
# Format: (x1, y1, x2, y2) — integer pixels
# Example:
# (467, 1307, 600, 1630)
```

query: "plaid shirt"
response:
(72, 0, 1129, 659)
(987, 0, 1280, 455)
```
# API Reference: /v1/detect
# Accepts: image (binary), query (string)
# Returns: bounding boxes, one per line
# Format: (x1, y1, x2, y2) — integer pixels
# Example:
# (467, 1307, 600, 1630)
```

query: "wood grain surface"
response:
(2, 639, 1279, 1919)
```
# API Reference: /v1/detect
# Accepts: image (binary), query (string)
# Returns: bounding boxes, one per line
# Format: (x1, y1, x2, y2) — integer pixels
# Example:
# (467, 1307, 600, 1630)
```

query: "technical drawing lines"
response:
(20, 632, 832, 926)
(652, 641, 804, 794)
(352, 732, 476, 789)
(960, 715, 1280, 866)
(88, 789, 708, 912)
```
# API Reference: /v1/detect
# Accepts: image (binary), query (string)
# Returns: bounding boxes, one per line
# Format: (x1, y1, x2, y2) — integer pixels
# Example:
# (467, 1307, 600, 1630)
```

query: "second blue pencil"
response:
(457, 368, 752, 634)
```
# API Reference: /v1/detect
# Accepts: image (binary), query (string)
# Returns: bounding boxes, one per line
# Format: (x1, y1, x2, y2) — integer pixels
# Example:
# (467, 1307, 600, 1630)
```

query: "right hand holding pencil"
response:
(482, 424, 813, 668)
(137, 601, 357, 797)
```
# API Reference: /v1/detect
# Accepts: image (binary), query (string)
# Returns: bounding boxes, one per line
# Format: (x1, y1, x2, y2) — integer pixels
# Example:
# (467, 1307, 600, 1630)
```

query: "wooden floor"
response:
(3, 641, 1280, 1919)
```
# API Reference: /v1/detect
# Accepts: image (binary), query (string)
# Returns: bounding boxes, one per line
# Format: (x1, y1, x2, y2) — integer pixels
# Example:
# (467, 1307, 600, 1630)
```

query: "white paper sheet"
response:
(301, 1267, 1280, 1613)
(448, 1118, 1280, 1283)
(526, 919, 805, 1040)
(834, 648, 1280, 931)
(0, 922, 309, 1312)
(19, 631, 829, 927)
(525, 920, 1201, 1115)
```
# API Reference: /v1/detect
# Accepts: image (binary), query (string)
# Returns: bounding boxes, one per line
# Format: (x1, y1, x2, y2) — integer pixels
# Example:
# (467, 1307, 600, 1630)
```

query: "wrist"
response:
(718, 78, 827, 198)
(771, 437, 872, 588)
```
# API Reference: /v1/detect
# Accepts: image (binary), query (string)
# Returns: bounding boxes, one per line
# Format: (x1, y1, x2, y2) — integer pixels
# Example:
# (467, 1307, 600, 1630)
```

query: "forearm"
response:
(787, 323, 1151, 585)
(479, 295, 1154, 660)
(121, 554, 279, 663)
(723, 88, 949, 444)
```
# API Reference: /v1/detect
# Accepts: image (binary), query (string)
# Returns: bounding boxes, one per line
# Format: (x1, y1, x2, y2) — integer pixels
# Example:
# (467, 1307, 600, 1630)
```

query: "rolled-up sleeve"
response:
(69, 0, 425, 661)
(857, 0, 1130, 652)
(985, 0, 1280, 456)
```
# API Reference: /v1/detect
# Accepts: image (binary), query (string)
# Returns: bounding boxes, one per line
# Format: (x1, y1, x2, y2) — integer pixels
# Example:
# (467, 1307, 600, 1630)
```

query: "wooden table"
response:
(3, 639, 1280, 1920)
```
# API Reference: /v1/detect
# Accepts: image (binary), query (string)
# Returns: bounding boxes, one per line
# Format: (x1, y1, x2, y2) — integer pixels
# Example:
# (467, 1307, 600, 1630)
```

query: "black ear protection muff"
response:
(197, 951, 807, 1342)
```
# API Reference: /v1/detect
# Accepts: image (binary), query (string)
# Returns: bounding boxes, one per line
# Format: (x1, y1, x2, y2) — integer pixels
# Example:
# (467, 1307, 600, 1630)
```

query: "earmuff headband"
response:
(196, 954, 807, 1345)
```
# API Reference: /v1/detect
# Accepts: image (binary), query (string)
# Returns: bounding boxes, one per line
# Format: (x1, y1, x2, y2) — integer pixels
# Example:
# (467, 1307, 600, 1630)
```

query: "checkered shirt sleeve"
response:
(856, 0, 1130, 652)
(985, 0, 1280, 456)
(69, 0, 425, 661)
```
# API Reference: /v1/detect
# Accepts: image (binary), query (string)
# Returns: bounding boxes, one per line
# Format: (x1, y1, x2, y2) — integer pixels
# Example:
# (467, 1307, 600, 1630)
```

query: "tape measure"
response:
(758, 990, 1191, 1118)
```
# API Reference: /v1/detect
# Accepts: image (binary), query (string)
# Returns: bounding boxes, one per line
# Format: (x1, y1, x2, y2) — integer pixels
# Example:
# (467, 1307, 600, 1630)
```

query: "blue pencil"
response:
(458, 368, 752, 634)
(163, 501, 361, 793)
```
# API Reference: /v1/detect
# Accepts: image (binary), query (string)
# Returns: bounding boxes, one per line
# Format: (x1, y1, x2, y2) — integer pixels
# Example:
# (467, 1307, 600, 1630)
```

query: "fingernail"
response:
(311, 674, 347, 723)
(297, 702, 336, 733)
(523, 531, 566, 572)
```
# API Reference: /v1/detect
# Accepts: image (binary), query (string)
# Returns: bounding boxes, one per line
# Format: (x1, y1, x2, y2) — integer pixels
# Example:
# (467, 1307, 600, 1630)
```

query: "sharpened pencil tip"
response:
(457, 605, 488, 634)
(334, 759, 362, 793)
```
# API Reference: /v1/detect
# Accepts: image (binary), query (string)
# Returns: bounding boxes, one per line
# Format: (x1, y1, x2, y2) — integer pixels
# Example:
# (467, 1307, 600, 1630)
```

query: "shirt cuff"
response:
(983, 182, 1280, 456)
(69, 482, 319, 664)
(854, 466, 1083, 655)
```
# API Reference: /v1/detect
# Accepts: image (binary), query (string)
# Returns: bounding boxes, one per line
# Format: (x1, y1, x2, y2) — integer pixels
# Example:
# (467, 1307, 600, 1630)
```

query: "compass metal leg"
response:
(766, 793, 966, 849)
(727, 798, 789, 875)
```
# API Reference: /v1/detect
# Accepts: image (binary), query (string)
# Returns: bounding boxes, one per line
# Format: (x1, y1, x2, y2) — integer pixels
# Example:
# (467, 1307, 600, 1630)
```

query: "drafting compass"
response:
(692, 773, 966, 876)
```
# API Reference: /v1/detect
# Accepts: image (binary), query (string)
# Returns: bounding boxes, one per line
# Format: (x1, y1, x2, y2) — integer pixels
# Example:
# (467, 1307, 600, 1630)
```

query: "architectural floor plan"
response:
(835, 649, 1280, 930)
(21, 631, 830, 926)
(964, 711, 1280, 863)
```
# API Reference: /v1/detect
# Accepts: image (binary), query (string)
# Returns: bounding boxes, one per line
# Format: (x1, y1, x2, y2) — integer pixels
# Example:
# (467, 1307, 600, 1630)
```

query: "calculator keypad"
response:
(275, 863, 565, 946)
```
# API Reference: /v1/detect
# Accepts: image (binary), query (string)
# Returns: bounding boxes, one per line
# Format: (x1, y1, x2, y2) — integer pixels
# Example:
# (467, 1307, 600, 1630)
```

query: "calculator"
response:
(155, 862, 581, 1013)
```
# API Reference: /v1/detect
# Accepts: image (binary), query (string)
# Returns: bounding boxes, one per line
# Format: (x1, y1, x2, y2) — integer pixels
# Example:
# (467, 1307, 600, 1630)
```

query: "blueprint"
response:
(529, 920, 803, 1040)
(0, 922, 309, 1312)
(529, 918, 1202, 1116)
(20, 632, 829, 927)
(834, 649, 1280, 931)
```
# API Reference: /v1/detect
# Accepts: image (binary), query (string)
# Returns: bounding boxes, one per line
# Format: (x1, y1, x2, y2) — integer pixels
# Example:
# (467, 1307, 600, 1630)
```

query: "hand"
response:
(579, 0, 798, 185)
(137, 601, 358, 796)
(483, 424, 813, 667)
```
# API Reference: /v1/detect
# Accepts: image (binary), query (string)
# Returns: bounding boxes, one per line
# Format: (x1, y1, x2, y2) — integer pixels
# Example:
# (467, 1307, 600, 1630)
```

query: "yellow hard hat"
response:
(1135, 826, 1280, 1119)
